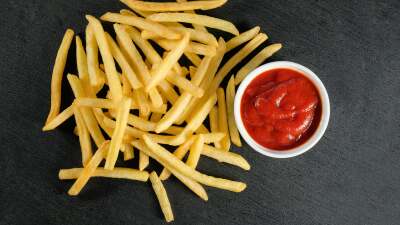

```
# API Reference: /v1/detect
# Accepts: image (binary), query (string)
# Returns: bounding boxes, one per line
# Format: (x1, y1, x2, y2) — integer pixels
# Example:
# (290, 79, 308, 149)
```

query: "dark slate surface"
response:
(1, 0, 400, 224)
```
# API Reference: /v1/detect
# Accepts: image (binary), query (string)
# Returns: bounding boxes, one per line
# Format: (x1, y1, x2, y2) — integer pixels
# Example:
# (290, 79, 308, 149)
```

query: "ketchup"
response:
(241, 68, 321, 150)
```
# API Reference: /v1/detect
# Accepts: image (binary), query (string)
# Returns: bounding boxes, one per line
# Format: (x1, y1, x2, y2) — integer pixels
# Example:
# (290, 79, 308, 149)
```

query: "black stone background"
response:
(1, 0, 399, 224)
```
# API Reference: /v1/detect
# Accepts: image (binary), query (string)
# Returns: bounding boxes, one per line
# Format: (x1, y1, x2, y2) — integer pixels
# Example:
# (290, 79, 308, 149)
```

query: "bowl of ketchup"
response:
(234, 61, 330, 158)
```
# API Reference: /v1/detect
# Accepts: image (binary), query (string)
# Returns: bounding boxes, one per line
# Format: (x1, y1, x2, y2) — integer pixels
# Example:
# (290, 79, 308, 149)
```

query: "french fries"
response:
(121, 0, 227, 12)
(226, 76, 242, 147)
(148, 13, 239, 35)
(45, 29, 74, 125)
(217, 88, 231, 151)
(45, 1, 283, 221)
(149, 172, 174, 222)
(226, 26, 260, 52)
(59, 167, 149, 181)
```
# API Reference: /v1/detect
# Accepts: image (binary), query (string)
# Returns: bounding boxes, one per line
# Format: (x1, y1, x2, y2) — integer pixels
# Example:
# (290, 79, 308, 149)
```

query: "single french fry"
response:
(217, 88, 230, 151)
(121, 0, 226, 12)
(67, 74, 106, 147)
(226, 76, 242, 146)
(202, 145, 250, 170)
(139, 151, 150, 171)
(104, 98, 132, 170)
(45, 28, 74, 124)
(86, 15, 123, 100)
(208, 106, 221, 148)
(85, 25, 101, 87)
(225, 26, 260, 52)
(156, 39, 216, 56)
(176, 0, 208, 32)
(60, 167, 148, 182)
(133, 140, 208, 201)
(42, 103, 74, 131)
(73, 107, 93, 166)
(155, 56, 212, 133)
(171, 93, 217, 145)
(148, 13, 239, 35)
(126, 113, 183, 134)
(186, 134, 204, 169)
(114, 24, 163, 108)
(121, 73, 133, 97)
(101, 12, 180, 40)
(122, 143, 135, 161)
(142, 135, 246, 192)
(105, 32, 142, 89)
(176, 38, 225, 124)
(75, 36, 90, 87)
(169, 26, 218, 46)
(146, 32, 190, 91)
(68, 141, 109, 196)
(149, 172, 174, 222)
(235, 43, 282, 84)
(120, 7, 153, 18)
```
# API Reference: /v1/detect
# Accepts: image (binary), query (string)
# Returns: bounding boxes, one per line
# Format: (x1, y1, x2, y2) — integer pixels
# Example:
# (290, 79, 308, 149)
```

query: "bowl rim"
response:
(234, 61, 330, 158)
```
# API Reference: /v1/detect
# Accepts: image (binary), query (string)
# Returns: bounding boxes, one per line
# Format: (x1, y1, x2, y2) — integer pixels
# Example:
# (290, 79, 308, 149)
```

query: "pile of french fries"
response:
(43, 0, 281, 222)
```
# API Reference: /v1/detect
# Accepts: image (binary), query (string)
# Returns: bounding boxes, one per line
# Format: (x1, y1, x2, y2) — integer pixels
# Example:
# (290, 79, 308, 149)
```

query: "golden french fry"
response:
(126, 113, 183, 134)
(156, 39, 216, 56)
(101, 12, 180, 40)
(122, 143, 134, 161)
(105, 98, 132, 170)
(142, 135, 246, 192)
(186, 134, 204, 169)
(202, 145, 250, 170)
(157, 78, 180, 104)
(121, 0, 226, 12)
(42, 103, 75, 131)
(73, 107, 93, 166)
(68, 141, 109, 196)
(105, 32, 142, 89)
(146, 32, 190, 91)
(170, 26, 218, 46)
(139, 151, 150, 171)
(60, 167, 149, 181)
(235, 43, 282, 84)
(155, 56, 212, 133)
(225, 26, 260, 52)
(149, 172, 174, 222)
(120, 7, 153, 18)
(67, 74, 106, 147)
(209, 106, 221, 148)
(86, 15, 123, 100)
(217, 88, 231, 151)
(45, 28, 74, 125)
(133, 140, 208, 201)
(226, 76, 242, 146)
(85, 25, 101, 87)
(148, 13, 239, 35)
(175, 0, 208, 32)
(75, 36, 90, 88)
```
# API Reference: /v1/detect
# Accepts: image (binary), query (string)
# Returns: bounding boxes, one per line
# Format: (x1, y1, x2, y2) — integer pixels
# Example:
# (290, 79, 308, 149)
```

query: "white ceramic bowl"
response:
(234, 61, 330, 158)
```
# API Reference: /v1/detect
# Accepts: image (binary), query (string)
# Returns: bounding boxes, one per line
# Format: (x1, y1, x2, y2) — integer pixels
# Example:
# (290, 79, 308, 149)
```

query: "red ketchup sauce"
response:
(241, 68, 321, 150)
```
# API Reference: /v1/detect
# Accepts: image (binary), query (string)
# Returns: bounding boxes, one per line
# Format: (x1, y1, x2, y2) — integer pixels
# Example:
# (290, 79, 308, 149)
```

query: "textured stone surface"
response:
(1, 0, 400, 224)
